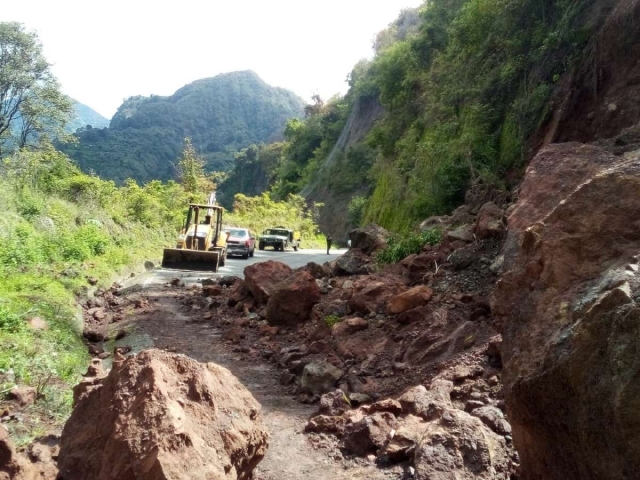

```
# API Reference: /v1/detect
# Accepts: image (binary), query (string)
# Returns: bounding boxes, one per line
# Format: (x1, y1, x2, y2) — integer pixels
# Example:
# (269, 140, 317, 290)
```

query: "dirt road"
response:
(113, 250, 406, 480)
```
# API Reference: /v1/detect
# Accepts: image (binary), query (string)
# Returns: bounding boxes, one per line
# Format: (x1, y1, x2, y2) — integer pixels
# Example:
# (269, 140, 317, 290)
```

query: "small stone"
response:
(27, 317, 48, 331)
(8, 386, 37, 406)
(279, 371, 296, 386)
(87, 276, 99, 286)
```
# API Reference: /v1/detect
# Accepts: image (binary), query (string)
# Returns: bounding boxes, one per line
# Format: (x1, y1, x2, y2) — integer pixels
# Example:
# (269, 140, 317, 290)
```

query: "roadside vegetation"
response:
(225, 193, 325, 248)
(376, 229, 442, 265)
(219, 0, 594, 234)
(0, 140, 326, 442)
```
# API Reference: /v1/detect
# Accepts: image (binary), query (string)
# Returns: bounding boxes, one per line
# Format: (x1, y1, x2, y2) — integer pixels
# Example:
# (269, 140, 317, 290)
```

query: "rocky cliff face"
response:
(492, 139, 640, 479)
(303, 95, 384, 241)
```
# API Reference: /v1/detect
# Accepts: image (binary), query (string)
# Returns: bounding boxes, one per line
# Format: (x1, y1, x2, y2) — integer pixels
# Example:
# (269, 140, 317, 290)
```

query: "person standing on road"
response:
(326, 234, 333, 255)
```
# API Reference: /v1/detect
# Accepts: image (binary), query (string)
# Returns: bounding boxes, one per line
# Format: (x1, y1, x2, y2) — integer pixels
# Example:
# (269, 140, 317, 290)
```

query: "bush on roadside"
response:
(376, 228, 442, 265)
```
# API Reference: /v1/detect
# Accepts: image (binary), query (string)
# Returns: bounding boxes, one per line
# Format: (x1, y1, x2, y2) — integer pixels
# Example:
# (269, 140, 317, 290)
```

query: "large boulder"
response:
(301, 360, 344, 395)
(413, 408, 512, 480)
(348, 279, 404, 315)
(348, 224, 390, 255)
(474, 202, 505, 239)
(387, 286, 433, 315)
(244, 261, 292, 306)
(333, 248, 371, 276)
(396, 380, 513, 480)
(266, 270, 321, 326)
(57, 349, 268, 480)
(492, 143, 640, 480)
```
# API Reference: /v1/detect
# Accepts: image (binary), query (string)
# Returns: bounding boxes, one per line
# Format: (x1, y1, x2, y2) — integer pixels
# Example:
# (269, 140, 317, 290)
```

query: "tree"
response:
(0, 22, 73, 155)
(177, 137, 211, 200)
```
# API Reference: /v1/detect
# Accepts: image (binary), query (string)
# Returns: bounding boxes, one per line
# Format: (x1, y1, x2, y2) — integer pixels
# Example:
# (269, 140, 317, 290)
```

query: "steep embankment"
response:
(302, 95, 383, 242)
(258, 0, 640, 240)
(60, 71, 305, 184)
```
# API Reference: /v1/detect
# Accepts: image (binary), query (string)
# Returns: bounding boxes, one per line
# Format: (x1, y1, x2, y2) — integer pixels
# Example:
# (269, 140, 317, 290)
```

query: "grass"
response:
(325, 314, 342, 327)
(0, 148, 174, 443)
(375, 228, 442, 265)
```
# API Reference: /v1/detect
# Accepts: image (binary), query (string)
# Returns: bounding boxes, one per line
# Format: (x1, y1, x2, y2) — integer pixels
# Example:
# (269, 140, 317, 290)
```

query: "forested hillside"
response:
(60, 71, 305, 184)
(222, 0, 631, 238)
(66, 100, 110, 132)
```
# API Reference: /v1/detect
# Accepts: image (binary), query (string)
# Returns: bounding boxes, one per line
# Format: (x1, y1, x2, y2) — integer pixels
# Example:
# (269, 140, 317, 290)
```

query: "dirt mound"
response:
(493, 142, 640, 479)
(57, 349, 268, 480)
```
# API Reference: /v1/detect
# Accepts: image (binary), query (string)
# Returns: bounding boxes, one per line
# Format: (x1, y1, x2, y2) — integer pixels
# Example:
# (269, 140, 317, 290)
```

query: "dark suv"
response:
(225, 228, 255, 259)
(258, 227, 300, 251)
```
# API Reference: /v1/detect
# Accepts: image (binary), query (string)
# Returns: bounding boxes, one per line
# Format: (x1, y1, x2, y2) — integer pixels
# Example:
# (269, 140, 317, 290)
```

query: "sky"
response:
(4, 0, 424, 119)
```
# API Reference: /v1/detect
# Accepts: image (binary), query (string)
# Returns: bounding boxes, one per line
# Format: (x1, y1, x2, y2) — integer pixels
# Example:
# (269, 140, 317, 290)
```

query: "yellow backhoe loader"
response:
(161, 203, 228, 271)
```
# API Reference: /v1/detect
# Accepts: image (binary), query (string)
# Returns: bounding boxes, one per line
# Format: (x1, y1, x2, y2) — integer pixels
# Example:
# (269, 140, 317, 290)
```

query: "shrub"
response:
(325, 314, 342, 327)
(0, 306, 24, 333)
(376, 228, 442, 265)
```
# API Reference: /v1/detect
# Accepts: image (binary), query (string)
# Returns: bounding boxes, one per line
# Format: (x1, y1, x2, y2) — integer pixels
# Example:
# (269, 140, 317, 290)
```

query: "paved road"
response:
(127, 248, 344, 287)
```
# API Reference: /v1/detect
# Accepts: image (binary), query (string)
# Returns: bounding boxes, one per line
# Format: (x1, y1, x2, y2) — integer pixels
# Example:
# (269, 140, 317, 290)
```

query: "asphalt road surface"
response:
(127, 248, 344, 288)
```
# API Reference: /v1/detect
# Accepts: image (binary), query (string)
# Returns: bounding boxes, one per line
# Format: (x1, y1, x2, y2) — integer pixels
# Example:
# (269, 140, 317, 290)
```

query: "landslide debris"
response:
(57, 349, 268, 480)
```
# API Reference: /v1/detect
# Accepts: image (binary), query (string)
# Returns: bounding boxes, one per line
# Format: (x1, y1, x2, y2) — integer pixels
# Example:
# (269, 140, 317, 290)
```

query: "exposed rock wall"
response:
(303, 95, 384, 241)
(492, 142, 640, 479)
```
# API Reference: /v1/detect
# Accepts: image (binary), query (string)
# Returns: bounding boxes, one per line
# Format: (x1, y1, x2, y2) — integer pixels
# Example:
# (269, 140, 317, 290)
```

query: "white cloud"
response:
(4, 0, 423, 118)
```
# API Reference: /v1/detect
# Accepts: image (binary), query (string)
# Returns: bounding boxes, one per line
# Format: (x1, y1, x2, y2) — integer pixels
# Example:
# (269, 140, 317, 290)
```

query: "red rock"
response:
(474, 202, 505, 239)
(202, 285, 223, 297)
(244, 261, 292, 306)
(387, 286, 433, 314)
(343, 412, 397, 455)
(331, 317, 368, 337)
(396, 306, 429, 325)
(492, 143, 640, 480)
(318, 389, 350, 417)
(266, 270, 321, 326)
(305, 415, 347, 435)
(366, 398, 402, 416)
(0, 427, 37, 480)
(8, 386, 36, 407)
(414, 408, 513, 480)
(227, 280, 250, 307)
(348, 280, 403, 315)
(380, 414, 426, 461)
(58, 349, 268, 480)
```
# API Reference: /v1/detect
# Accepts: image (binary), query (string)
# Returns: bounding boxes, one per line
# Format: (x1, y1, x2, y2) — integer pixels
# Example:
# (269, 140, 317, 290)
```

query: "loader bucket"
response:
(161, 248, 220, 271)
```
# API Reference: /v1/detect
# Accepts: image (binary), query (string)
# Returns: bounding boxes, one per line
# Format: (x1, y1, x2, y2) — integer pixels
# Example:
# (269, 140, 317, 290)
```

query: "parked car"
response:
(225, 227, 255, 259)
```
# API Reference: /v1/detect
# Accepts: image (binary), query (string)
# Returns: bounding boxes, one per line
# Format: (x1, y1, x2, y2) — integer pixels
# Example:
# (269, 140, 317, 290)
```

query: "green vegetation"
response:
(376, 229, 442, 265)
(219, 1, 598, 236)
(0, 143, 193, 442)
(358, 0, 589, 231)
(0, 22, 73, 155)
(225, 193, 324, 248)
(324, 314, 342, 328)
(218, 142, 286, 208)
(65, 100, 110, 132)
(60, 71, 305, 184)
